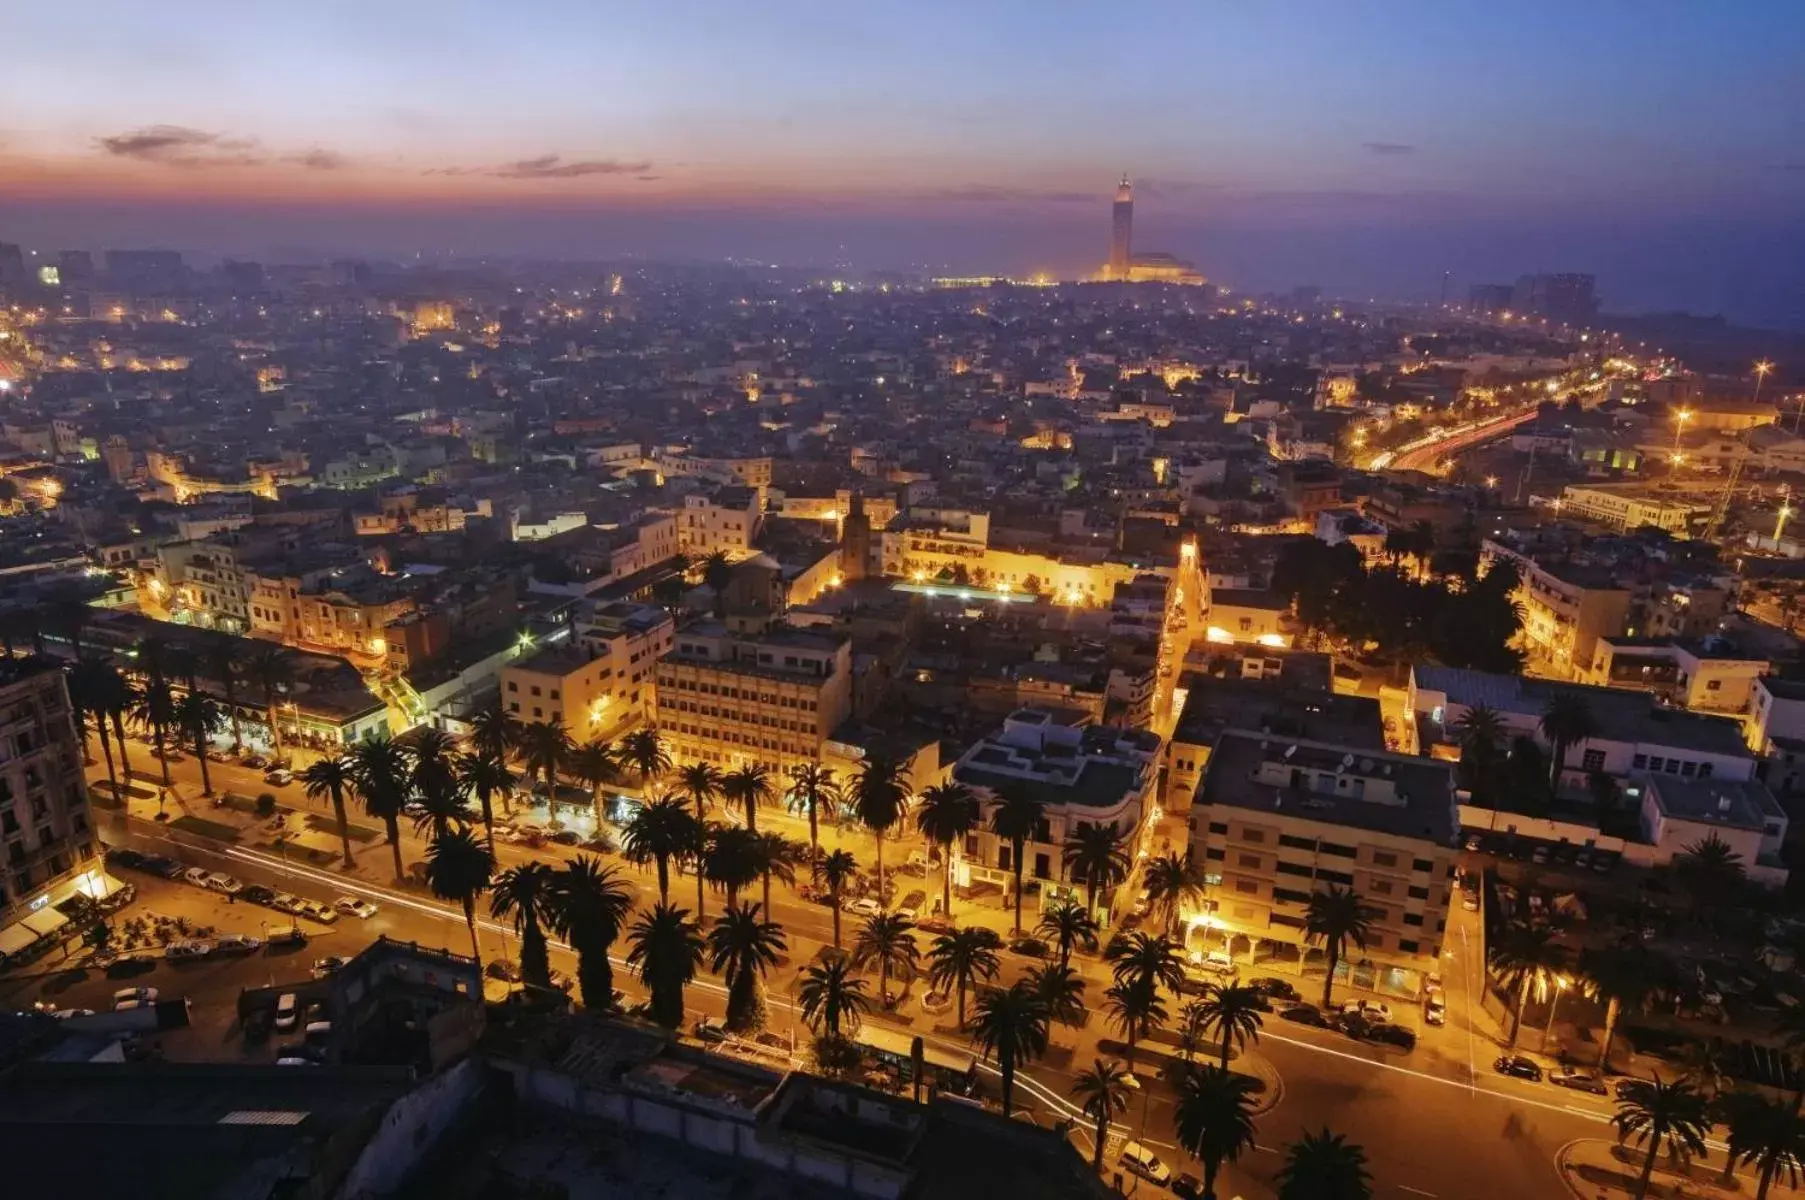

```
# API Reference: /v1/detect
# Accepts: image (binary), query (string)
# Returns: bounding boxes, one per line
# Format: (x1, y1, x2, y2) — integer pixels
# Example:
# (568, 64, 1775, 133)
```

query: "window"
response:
(1319, 841, 1355, 858)
(550, 689, 560, 700)
(1278, 834, 1316, 851)
(1269, 913, 1305, 930)
(1316, 868, 1353, 886)
(1407, 885, 1429, 900)
(1208, 822, 1228, 835)
(508, 701, 520, 713)
(1033, 853, 1050, 879)
(1403, 913, 1424, 926)
(1412, 858, 1433, 872)
(1234, 879, 1259, 895)
(1275, 861, 1312, 877)
(1272, 887, 1311, 905)
(1240, 829, 1265, 844)
(1706, 679, 1722, 691)
(507, 681, 518, 693)
(1371, 851, 1398, 869)
(1237, 853, 1262, 869)
(1582, 749, 1605, 771)
(1632, 753, 1647, 769)
(1370, 880, 1393, 895)
(530, 685, 542, 697)
(1698, 762, 1714, 779)
(1647, 756, 1664, 772)
(1398, 939, 1420, 954)
(1205, 847, 1225, 861)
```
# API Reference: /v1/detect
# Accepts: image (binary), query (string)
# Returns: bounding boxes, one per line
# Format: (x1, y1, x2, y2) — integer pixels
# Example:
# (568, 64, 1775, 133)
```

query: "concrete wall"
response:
(339, 1057, 483, 1198)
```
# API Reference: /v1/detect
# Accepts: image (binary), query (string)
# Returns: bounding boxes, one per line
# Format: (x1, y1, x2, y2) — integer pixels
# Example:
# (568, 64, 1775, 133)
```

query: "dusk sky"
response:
(4, 1, 1803, 324)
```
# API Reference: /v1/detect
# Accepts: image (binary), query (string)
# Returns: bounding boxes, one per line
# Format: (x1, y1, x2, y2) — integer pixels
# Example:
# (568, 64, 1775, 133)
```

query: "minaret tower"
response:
(1109, 174, 1134, 279)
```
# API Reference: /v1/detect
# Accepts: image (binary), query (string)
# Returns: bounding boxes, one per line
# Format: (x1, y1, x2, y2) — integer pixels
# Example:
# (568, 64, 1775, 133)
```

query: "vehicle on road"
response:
(113, 986, 159, 1007)
(51, 1008, 96, 1019)
(312, 956, 348, 979)
(214, 934, 263, 954)
(267, 927, 308, 947)
(183, 867, 211, 887)
(1279, 1005, 1333, 1028)
(264, 769, 294, 787)
(334, 896, 379, 919)
(915, 915, 957, 936)
(1341, 998, 1393, 1023)
(1120, 1141, 1172, 1187)
(1194, 949, 1236, 977)
(270, 892, 307, 915)
(274, 993, 300, 1031)
(1249, 977, 1300, 1002)
(844, 896, 883, 918)
(1172, 1173, 1207, 1199)
(1493, 1054, 1542, 1081)
(241, 753, 269, 769)
(241, 884, 275, 905)
(205, 873, 244, 896)
(1367, 1022, 1417, 1051)
(694, 1016, 728, 1043)
(304, 901, 340, 924)
(894, 890, 926, 922)
(1424, 991, 1447, 1026)
(901, 851, 932, 876)
(549, 830, 582, 846)
(165, 939, 213, 960)
(1550, 1068, 1608, 1095)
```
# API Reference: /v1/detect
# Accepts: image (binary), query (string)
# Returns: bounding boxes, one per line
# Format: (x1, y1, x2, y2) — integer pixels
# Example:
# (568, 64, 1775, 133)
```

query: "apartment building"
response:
(528, 514, 679, 598)
(1583, 637, 1770, 716)
(652, 450, 774, 493)
(652, 621, 853, 775)
(675, 486, 762, 557)
(882, 507, 1155, 607)
(1638, 777, 1788, 888)
(1189, 731, 1459, 993)
(0, 660, 108, 963)
(568, 600, 675, 739)
(154, 538, 253, 632)
(1558, 484, 1710, 535)
(248, 561, 416, 670)
(1204, 588, 1292, 648)
(1481, 540, 1630, 678)
(952, 708, 1162, 918)
(501, 647, 616, 735)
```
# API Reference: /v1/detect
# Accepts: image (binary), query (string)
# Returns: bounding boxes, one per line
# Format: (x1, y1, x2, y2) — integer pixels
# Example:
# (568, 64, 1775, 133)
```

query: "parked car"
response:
(264, 768, 294, 787)
(844, 896, 883, 918)
(205, 873, 244, 896)
(334, 896, 379, 920)
(1249, 976, 1300, 1002)
(486, 960, 523, 982)
(1172, 1173, 1207, 1199)
(1194, 950, 1236, 977)
(901, 851, 932, 876)
(312, 956, 348, 979)
(240, 885, 275, 906)
(1551, 1068, 1608, 1095)
(241, 753, 269, 769)
(1368, 1022, 1417, 1051)
(214, 933, 263, 954)
(1494, 1054, 1542, 1081)
(305, 901, 340, 924)
(270, 892, 306, 914)
(1280, 1005, 1333, 1028)
(266, 927, 308, 947)
(105, 847, 146, 871)
(915, 915, 958, 936)
(183, 867, 211, 887)
(146, 856, 185, 879)
(894, 891, 926, 922)
(694, 1016, 728, 1043)
(1341, 999, 1393, 1023)
(273, 992, 300, 1032)
(113, 986, 159, 1007)
(165, 939, 213, 961)
(550, 830, 582, 846)
(1424, 991, 1447, 1026)
(1120, 1141, 1172, 1187)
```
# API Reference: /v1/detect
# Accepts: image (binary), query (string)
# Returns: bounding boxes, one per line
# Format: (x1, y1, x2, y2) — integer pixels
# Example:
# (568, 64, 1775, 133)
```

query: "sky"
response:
(2, 1, 1803, 325)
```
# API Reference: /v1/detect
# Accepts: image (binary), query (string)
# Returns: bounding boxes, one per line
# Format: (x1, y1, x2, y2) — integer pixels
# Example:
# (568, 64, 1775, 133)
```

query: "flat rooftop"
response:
(1647, 777, 1786, 832)
(1173, 678, 1383, 750)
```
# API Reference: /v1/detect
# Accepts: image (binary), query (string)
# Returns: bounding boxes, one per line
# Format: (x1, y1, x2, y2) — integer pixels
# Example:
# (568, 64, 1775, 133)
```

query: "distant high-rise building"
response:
(222, 260, 265, 293)
(1510, 273, 1598, 322)
(1468, 283, 1513, 314)
(840, 492, 872, 582)
(57, 250, 94, 286)
(1109, 175, 1134, 279)
(106, 249, 184, 292)
(0, 243, 27, 294)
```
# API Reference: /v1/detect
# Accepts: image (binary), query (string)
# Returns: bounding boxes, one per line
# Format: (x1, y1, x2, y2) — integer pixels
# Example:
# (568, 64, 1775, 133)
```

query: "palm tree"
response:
(130, 677, 178, 789)
(708, 901, 786, 1032)
(1276, 1128, 1373, 1200)
(752, 831, 801, 914)
(915, 781, 980, 917)
(1675, 832, 1747, 913)
(1540, 693, 1599, 788)
(456, 751, 514, 851)
(175, 688, 224, 796)
(848, 754, 908, 891)
(1304, 886, 1379, 1010)
(622, 795, 699, 903)
(625, 901, 706, 1030)
(1488, 921, 1568, 1048)
(350, 731, 413, 880)
(101, 666, 137, 782)
(1174, 1065, 1261, 1200)
(404, 725, 461, 805)
(569, 739, 618, 828)
(721, 763, 774, 833)
(1037, 900, 1100, 970)
(703, 824, 764, 907)
(1723, 1091, 1805, 1200)
(816, 849, 860, 950)
(969, 980, 1051, 1118)
(702, 549, 734, 616)
(1103, 979, 1167, 1070)
(549, 856, 635, 1011)
(674, 760, 722, 914)
(423, 825, 493, 966)
(1026, 961, 1087, 1029)
(1070, 1058, 1133, 1174)
(853, 912, 919, 1010)
(409, 778, 472, 839)
(1178, 998, 1211, 1063)
(301, 754, 359, 867)
(988, 783, 1046, 935)
(1581, 944, 1664, 1072)
(70, 660, 120, 801)
(621, 727, 672, 796)
(1108, 930, 1186, 997)
(787, 761, 840, 855)
(242, 642, 292, 758)
(1614, 1076, 1711, 1200)
(467, 699, 522, 766)
(1143, 851, 1203, 937)
(519, 717, 573, 799)
(799, 957, 871, 1038)
(927, 927, 1000, 1028)
(1195, 982, 1265, 1069)
(490, 861, 557, 989)
(1063, 820, 1131, 917)
(204, 641, 245, 750)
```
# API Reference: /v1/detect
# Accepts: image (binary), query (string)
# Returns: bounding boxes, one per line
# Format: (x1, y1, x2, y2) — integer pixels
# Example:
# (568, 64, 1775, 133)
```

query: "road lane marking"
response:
(1399, 1187, 1436, 1197)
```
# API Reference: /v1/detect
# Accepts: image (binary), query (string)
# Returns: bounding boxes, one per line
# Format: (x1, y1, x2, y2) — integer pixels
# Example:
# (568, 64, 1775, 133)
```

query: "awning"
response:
(21, 907, 69, 937)
(79, 873, 129, 901)
(0, 923, 39, 957)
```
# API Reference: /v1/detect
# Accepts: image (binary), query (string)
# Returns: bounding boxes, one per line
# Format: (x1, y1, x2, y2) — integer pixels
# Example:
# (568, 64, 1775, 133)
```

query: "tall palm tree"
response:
(131, 677, 178, 789)
(1452, 703, 1508, 802)
(623, 795, 699, 903)
(969, 980, 1051, 1118)
(621, 727, 672, 796)
(1108, 930, 1186, 997)
(1304, 886, 1380, 1009)
(675, 760, 722, 913)
(853, 912, 919, 1010)
(204, 640, 245, 750)
(1038, 900, 1100, 970)
(1195, 982, 1265, 1069)
(549, 856, 635, 1011)
(927, 927, 1000, 1028)
(490, 861, 558, 990)
(988, 783, 1047, 934)
(1675, 832, 1747, 914)
(708, 901, 786, 1032)
(350, 731, 412, 881)
(1540, 693, 1599, 787)
(721, 763, 774, 833)
(1070, 1058, 1133, 1175)
(1488, 921, 1569, 1048)
(1723, 1091, 1805, 1200)
(1143, 851, 1203, 937)
(301, 753, 358, 867)
(467, 699, 522, 765)
(815, 849, 860, 950)
(404, 725, 461, 806)
(456, 751, 514, 851)
(243, 642, 292, 758)
(1063, 820, 1131, 917)
(799, 957, 871, 1037)
(703, 824, 764, 907)
(1026, 961, 1088, 1029)
(409, 778, 472, 839)
(787, 760, 840, 855)
(1175, 1065, 1261, 1200)
(626, 901, 706, 1030)
(915, 781, 980, 917)
(180, 689, 227, 797)
(1178, 998, 1212, 1063)
(1581, 944, 1664, 1072)
(702, 549, 734, 616)
(752, 831, 801, 914)
(848, 754, 908, 890)
(70, 660, 120, 802)
(1276, 1128, 1373, 1200)
(1103, 979, 1168, 1070)
(424, 825, 493, 966)
(101, 666, 137, 782)
(520, 717, 573, 799)
(1614, 1077, 1711, 1200)
(569, 739, 619, 828)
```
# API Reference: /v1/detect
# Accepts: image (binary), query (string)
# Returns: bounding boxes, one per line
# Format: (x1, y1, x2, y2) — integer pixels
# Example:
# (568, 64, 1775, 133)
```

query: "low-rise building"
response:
(1557, 484, 1709, 535)
(1203, 587, 1292, 648)
(1481, 540, 1630, 678)
(1638, 776, 1788, 887)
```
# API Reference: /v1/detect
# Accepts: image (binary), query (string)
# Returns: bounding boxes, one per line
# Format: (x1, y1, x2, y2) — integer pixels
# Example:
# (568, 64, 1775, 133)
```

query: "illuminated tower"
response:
(1109, 174, 1134, 279)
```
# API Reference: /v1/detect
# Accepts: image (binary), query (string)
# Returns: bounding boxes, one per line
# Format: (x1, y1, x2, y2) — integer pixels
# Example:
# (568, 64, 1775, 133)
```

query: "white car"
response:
(183, 867, 211, 887)
(214, 933, 263, 954)
(844, 896, 883, 918)
(1341, 999, 1394, 1023)
(264, 769, 295, 787)
(205, 873, 244, 896)
(334, 896, 379, 920)
(1120, 1141, 1172, 1186)
(113, 986, 158, 1006)
(305, 901, 340, 924)
(165, 939, 213, 960)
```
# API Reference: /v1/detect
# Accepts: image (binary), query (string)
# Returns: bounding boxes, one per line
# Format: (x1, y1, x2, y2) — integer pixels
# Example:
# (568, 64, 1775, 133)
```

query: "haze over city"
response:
(3, 1, 1803, 325)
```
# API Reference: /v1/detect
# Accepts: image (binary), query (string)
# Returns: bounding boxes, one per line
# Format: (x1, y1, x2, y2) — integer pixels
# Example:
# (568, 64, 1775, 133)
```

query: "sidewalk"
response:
(1559, 1138, 1746, 1200)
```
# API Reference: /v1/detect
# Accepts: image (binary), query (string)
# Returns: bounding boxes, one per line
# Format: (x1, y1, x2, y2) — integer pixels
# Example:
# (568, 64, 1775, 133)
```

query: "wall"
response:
(338, 1057, 484, 1199)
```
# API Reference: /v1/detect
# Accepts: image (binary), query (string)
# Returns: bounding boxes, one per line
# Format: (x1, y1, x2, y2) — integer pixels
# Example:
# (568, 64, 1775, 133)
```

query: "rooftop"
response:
(1173, 678, 1384, 750)
(1646, 776, 1786, 832)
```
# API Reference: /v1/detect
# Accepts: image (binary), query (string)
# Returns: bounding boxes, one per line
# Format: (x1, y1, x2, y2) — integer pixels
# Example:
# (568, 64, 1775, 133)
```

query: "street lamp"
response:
(1540, 973, 1571, 1055)
(1670, 407, 1691, 465)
